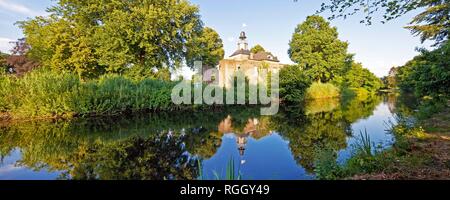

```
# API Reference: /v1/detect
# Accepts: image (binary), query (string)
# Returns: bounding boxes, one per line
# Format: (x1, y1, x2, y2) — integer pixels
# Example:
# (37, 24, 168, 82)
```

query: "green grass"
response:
(1, 68, 181, 119)
(0, 71, 16, 112)
(1, 68, 281, 120)
(314, 124, 429, 180)
(305, 82, 340, 100)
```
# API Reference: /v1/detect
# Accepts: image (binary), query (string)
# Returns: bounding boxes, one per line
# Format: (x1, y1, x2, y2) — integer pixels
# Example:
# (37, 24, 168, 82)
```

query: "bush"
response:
(0, 71, 15, 112)
(279, 65, 311, 103)
(11, 68, 81, 117)
(396, 41, 450, 98)
(2, 68, 182, 119)
(306, 82, 340, 100)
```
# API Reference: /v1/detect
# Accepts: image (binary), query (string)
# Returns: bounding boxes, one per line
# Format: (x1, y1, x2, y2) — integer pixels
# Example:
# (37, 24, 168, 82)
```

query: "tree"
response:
(385, 67, 398, 89)
(5, 38, 39, 76)
(396, 40, 450, 98)
(250, 44, 266, 54)
(343, 62, 383, 93)
(315, 0, 449, 45)
(19, 0, 203, 79)
(186, 27, 225, 68)
(279, 65, 311, 103)
(288, 15, 349, 83)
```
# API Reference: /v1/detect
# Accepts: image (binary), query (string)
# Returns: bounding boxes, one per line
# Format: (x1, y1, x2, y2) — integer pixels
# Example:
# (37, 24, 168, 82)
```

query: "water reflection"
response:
(0, 94, 410, 180)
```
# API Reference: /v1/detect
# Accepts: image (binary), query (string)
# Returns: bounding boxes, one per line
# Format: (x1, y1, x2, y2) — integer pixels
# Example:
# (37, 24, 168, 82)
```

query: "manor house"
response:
(217, 32, 286, 88)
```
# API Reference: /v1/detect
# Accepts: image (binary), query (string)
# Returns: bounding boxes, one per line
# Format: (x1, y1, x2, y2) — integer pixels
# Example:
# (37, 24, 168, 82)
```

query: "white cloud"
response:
(227, 37, 235, 42)
(242, 23, 247, 28)
(0, 0, 44, 16)
(0, 37, 14, 53)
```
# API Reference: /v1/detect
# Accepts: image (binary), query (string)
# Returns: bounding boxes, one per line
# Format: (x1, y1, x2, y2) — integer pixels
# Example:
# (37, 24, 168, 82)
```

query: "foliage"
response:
(19, 0, 203, 79)
(250, 44, 266, 54)
(11, 68, 81, 117)
(383, 67, 398, 89)
(186, 27, 225, 68)
(405, 1, 449, 45)
(0, 93, 387, 179)
(396, 40, 450, 98)
(1, 68, 181, 118)
(279, 65, 311, 103)
(0, 72, 15, 111)
(6, 56, 40, 76)
(315, 0, 449, 45)
(0, 52, 7, 73)
(200, 157, 242, 180)
(313, 116, 429, 180)
(313, 149, 344, 180)
(306, 82, 340, 100)
(273, 96, 382, 172)
(341, 61, 383, 94)
(2, 38, 40, 76)
(71, 135, 198, 180)
(288, 15, 349, 82)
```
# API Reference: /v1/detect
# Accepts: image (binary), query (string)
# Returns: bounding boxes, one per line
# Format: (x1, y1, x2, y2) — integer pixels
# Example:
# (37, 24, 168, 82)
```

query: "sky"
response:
(0, 0, 432, 77)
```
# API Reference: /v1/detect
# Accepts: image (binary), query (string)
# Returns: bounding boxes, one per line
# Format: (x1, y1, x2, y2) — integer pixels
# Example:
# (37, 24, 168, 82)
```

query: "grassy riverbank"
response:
(0, 68, 192, 121)
(314, 99, 450, 180)
(1, 68, 279, 122)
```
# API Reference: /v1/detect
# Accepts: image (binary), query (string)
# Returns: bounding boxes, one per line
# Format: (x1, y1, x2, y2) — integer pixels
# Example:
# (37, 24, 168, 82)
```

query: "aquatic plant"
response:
(198, 157, 243, 180)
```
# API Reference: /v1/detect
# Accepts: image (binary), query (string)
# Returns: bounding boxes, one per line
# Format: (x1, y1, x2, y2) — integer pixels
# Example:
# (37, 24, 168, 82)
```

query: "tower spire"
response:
(237, 31, 248, 50)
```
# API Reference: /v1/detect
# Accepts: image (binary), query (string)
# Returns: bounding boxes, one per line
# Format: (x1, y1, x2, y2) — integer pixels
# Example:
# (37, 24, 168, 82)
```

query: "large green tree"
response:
(20, 0, 203, 79)
(288, 15, 349, 83)
(315, 0, 449, 45)
(343, 61, 383, 93)
(279, 65, 311, 103)
(250, 44, 266, 54)
(186, 27, 225, 68)
(396, 41, 450, 98)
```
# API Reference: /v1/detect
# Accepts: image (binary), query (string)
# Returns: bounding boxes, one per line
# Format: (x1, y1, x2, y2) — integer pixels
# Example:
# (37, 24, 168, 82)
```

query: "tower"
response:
(237, 31, 248, 50)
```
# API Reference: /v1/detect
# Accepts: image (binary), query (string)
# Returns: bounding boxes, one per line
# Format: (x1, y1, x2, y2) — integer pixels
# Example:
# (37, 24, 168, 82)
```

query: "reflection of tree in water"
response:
(0, 120, 200, 180)
(274, 109, 349, 172)
(385, 93, 418, 118)
(274, 95, 382, 172)
(341, 95, 382, 123)
(0, 96, 390, 179)
(69, 134, 199, 180)
(0, 107, 266, 179)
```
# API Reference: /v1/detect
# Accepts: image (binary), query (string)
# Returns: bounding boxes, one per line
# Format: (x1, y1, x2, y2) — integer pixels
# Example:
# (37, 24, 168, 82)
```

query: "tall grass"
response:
(306, 82, 340, 100)
(198, 157, 243, 180)
(1, 68, 277, 120)
(314, 121, 429, 180)
(1, 68, 181, 119)
(0, 71, 16, 112)
(314, 130, 377, 180)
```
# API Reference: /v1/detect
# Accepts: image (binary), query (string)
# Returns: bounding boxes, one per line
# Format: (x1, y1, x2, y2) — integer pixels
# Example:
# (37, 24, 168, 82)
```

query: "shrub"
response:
(0, 72, 15, 111)
(396, 41, 450, 98)
(306, 82, 340, 100)
(11, 68, 81, 117)
(279, 65, 311, 103)
(2, 68, 183, 119)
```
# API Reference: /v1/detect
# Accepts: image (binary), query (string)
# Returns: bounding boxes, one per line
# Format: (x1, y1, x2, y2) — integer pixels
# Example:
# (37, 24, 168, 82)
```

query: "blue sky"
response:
(0, 0, 431, 77)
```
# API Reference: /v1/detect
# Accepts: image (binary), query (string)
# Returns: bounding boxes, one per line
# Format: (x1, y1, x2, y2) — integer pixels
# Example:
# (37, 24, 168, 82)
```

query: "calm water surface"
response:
(0, 94, 413, 180)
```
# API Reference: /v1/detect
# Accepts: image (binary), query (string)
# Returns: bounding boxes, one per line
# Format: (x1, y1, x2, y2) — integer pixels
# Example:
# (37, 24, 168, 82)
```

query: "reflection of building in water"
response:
(237, 136, 247, 156)
(218, 116, 273, 160)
